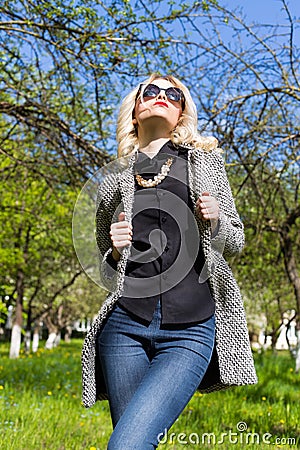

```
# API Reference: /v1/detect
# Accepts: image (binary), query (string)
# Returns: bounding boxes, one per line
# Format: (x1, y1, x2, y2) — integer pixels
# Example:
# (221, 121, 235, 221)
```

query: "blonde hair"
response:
(116, 73, 218, 157)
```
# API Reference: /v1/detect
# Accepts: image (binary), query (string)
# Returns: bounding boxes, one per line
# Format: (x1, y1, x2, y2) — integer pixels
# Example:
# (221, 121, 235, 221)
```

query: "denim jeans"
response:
(97, 300, 215, 450)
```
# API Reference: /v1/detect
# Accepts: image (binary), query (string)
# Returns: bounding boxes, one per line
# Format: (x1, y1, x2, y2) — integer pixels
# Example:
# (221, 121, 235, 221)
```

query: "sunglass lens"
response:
(166, 88, 181, 102)
(143, 84, 160, 98)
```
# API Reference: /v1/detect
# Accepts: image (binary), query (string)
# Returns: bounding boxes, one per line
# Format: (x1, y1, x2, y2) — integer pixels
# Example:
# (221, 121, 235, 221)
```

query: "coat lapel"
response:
(187, 148, 214, 280)
(116, 153, 136, 222)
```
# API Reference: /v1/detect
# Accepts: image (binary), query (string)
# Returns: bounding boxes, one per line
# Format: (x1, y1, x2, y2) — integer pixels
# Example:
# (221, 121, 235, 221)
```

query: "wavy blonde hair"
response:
(116, 73, 218, 157)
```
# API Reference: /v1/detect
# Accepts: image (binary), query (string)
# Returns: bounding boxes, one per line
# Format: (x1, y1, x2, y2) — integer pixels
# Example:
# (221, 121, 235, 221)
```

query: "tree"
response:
(1, 0, 299, 366)
(186, 2, 300, 367)
(0, 137, 82, 356)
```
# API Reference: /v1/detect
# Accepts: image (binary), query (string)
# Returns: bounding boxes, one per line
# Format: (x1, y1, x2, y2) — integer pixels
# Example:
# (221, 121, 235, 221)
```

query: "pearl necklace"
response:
(135, 157, 174, 188)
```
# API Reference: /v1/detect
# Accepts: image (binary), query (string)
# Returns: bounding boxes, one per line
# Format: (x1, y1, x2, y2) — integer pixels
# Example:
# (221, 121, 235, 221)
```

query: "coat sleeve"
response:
(211, 152, 245, 258)
(95, 174, 121, 292)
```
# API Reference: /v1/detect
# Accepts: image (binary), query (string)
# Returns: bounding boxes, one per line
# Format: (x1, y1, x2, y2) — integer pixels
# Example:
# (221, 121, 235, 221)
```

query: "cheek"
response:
(134, 101, 148, 119)
(172, 108, 182, 126)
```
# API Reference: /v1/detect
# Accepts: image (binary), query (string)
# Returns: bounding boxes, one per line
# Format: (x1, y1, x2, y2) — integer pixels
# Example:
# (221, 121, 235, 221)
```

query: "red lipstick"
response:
(154, 101, 168, 108)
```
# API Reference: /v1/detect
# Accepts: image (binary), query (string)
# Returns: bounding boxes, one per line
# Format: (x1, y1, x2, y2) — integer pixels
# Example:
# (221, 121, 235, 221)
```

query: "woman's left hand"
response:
(196, 192, 220, 221)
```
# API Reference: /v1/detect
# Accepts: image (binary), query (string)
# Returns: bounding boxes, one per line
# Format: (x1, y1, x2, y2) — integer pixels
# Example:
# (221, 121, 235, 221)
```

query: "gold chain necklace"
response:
(135, 157, 174, 188)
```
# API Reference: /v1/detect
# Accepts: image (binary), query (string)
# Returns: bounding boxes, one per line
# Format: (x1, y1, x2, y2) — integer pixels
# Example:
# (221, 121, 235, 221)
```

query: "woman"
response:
(81, 74, 257, 449)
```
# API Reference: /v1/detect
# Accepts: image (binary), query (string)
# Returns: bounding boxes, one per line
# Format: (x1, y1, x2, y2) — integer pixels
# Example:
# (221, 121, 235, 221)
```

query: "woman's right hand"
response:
(109, 212, 133, 261)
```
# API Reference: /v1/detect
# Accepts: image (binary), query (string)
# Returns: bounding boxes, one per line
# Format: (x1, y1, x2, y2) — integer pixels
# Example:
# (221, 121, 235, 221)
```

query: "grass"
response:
(0, 340, 299, 449)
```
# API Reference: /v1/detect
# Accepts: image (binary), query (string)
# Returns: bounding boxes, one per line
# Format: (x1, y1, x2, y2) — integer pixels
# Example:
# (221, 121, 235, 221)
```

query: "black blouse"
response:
(107, 140, 215, 325)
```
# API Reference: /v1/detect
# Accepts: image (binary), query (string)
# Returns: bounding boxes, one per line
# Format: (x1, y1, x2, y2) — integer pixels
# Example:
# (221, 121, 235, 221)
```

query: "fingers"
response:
(110, 212, 133, 250)
(196, 193, 220, 221)
(118, 212, 125, 221)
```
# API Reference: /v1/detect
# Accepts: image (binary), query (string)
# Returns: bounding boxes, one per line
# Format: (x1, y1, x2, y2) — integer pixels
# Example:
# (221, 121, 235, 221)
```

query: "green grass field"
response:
(0, 340, 299, 449)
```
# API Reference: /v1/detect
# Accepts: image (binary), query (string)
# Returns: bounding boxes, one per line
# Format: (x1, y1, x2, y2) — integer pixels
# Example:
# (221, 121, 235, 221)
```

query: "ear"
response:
(132, 118, 137, 125)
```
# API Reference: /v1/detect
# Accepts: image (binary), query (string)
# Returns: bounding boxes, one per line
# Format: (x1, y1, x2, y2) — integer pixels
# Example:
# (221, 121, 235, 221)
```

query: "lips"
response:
(154, 101, 168, 108)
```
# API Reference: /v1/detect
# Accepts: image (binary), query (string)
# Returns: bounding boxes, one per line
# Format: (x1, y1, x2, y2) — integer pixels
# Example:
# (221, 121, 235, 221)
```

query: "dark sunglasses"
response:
(135, 83, 185, 110)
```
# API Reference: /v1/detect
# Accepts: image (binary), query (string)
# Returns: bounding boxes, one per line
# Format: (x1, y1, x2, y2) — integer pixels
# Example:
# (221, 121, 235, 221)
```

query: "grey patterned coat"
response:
(81, 145, 258, 409)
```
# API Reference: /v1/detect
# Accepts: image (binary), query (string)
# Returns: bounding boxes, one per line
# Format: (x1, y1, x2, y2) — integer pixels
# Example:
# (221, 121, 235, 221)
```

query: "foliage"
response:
(0, 140, 104, 339)
(0, 300, 8, 325)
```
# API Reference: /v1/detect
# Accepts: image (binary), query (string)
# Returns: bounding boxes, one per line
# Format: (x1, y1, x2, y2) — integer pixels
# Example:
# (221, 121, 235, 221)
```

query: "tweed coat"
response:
(81, 144, 258, 409)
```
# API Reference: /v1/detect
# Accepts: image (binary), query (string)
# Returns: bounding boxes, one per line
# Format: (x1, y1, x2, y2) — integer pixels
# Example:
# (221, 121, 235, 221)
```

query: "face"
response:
(133, 78, 183, 132)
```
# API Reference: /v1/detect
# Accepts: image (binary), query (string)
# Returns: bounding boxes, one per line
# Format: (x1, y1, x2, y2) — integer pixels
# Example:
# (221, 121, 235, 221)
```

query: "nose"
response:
(157, 89, 167, 101)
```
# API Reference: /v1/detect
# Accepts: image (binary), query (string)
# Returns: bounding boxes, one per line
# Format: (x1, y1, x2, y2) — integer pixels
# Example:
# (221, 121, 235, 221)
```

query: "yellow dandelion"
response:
(72, 394, 77, 398)
(0, 385, 4, 390)
(262, 396, 266, 401)
(259, 412, 263, 416)
(280, 419, 285, 424)
(90, 447, 97, 450)
(47, 391, 52, 396)
(289, 368, 294, 372)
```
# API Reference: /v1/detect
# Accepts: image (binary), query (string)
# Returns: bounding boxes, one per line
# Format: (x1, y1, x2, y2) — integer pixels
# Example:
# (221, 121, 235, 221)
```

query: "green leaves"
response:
(0, 0, 299, 343)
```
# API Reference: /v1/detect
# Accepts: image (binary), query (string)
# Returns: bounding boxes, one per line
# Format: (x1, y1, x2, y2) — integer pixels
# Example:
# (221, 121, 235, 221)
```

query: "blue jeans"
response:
(97, 300, 215, 450)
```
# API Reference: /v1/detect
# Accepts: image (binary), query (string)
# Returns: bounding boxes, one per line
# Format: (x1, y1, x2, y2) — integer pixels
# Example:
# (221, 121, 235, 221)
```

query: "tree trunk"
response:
(9, 220, 31, 358)
(9, 323, 22, 358)
(24, 330, 31, 354)
(45, 331, 58, 349)
(24, 297, 34, 354)
(280, 229, 300, 370)
(64, 325, 72, 342)
(271, 332, 277, 353)
(295, 329, 300, 373)
(54, 331, 61, 347)
(32, 326, 40, 353)
(9, 269, 24, 358)
(44, 317, 61, 349)
(32, 319, 42, 352)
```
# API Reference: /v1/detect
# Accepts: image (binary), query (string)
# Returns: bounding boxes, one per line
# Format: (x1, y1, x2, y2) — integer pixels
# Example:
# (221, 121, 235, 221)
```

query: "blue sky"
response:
(220, 0, 300, 48)
(223, 0, 300, 23)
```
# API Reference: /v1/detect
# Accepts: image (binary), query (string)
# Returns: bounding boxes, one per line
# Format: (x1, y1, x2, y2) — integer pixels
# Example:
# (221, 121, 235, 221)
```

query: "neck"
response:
(138, 137, 170, 158)
(137, 119, 172, 155)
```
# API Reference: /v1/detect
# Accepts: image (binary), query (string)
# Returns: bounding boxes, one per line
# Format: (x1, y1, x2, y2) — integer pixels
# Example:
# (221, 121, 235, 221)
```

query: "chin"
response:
(142, 113, 178, 128)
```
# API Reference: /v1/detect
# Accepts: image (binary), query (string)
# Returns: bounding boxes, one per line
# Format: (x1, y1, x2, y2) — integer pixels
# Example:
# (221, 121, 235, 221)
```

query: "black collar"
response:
(135, 141, 187, 174)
